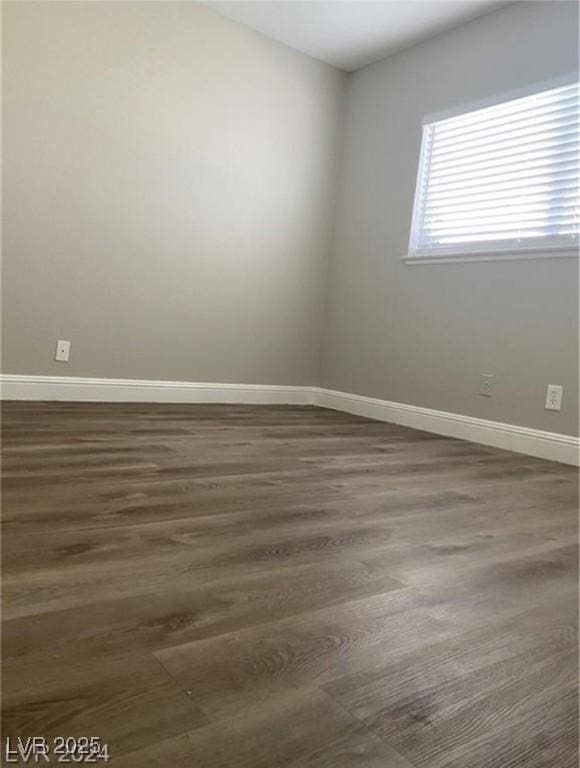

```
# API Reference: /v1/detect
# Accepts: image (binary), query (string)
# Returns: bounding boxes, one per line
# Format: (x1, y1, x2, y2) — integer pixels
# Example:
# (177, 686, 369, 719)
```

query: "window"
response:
(407, 80, 580, 263)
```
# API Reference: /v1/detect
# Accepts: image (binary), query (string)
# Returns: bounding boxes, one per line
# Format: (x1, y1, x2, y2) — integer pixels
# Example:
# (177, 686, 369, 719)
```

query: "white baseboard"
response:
(312, 387, 579, 467)
(1, 375, 577, 465)
(0, 375, 313, 405)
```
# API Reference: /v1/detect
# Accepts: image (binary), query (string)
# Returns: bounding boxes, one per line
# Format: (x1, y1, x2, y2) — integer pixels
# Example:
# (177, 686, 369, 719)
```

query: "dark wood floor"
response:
(1, 402, 578, 767)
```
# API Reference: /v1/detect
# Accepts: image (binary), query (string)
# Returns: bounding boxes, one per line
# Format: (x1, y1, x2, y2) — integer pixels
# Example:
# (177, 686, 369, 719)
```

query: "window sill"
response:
(403, 248, 579, 265)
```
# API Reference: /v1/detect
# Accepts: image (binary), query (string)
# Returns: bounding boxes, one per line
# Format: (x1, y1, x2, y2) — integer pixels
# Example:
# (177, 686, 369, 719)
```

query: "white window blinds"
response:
(408, 81, 580, 262)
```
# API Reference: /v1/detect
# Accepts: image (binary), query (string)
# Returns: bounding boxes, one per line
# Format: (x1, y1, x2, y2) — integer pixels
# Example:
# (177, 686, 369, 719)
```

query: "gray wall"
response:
(319, 1, 579, 436)
(2, 1, 345, 385)
(3, 1, 578, 436)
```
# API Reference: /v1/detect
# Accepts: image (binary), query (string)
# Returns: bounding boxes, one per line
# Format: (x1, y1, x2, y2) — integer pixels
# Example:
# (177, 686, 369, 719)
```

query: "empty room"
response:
(1, 1, 578, 766)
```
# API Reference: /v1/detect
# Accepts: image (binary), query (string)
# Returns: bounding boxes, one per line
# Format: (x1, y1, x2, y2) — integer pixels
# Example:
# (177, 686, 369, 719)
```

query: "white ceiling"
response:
(207, 1, 509, 72)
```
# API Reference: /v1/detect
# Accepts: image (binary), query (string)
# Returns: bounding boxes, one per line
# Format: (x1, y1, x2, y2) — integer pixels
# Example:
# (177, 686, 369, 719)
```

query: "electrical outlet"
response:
(480, 373, 494, 397)
(545, 384, 563, 411)
(55, 340, 71, 362)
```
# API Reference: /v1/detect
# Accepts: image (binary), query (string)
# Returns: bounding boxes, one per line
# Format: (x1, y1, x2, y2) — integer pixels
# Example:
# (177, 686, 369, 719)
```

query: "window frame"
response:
(405, 74, 580, 265)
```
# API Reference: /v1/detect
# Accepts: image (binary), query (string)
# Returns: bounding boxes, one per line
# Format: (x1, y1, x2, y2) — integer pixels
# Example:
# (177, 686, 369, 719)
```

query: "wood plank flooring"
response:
(1, 402, 578, 767)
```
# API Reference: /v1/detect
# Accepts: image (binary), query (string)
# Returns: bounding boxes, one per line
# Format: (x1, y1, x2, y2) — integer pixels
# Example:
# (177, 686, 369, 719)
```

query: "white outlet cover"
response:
(545, 384, 563, 411)
(480, 373, 494, 397)
(55, 340, 71, 362)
